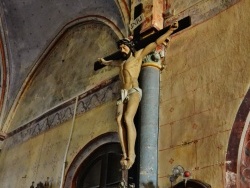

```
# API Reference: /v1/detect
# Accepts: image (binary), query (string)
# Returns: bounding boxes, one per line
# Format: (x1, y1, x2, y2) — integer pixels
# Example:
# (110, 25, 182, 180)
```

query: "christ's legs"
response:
(124, 92, 140, 169)
(116, 102, 128, 168)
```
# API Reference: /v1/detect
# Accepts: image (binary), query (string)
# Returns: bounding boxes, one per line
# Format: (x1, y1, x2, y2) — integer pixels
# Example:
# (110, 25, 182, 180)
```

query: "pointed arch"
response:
(226, 88, 250, 187)
(0, 22, 8, 132)
(3, 16, 124, 133)
(63, 132, 121, 188)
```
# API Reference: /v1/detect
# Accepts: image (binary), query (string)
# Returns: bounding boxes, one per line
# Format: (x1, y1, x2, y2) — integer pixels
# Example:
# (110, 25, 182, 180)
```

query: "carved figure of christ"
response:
(98, 21, 179, 169)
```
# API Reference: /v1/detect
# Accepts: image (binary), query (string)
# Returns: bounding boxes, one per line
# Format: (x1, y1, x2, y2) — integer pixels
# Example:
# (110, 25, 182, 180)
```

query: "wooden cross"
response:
(94, 15, 190, 71)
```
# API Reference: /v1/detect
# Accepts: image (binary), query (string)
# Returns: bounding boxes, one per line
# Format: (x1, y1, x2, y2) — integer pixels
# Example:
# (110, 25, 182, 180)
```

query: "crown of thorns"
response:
(116, 38, 135, 49)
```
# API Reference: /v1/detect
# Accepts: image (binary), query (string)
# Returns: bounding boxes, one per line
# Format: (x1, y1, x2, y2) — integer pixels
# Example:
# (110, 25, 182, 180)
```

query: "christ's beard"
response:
(121, 50, 132, 60)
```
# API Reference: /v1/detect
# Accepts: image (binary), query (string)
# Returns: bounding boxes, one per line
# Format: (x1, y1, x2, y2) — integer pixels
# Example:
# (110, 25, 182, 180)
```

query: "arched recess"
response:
(173, 179, 211, 188)
(0, 29, 8, 131)
(114, 0, 130, 32)
(226, 88, 250, 187)
(63, 132, 124, 188)
(3, 16, 124, 133)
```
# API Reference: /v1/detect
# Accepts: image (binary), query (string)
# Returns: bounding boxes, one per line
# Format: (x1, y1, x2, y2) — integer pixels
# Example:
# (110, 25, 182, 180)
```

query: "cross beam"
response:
(94, 16, 191, 71)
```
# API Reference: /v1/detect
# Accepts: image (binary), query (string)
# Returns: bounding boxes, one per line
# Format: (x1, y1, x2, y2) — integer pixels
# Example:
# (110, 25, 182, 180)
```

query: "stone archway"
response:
(173, 179, 211, 188)
(226, 88, 250, 187)
(237, 112, 250, 187)
(63, 132, 122, 188)
(0, 34, 7, 125)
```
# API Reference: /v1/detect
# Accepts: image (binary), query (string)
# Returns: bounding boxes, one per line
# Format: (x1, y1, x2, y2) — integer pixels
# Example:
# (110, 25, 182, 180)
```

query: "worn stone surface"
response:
(227, 89, 250, 188)
(7, 22, 120, 132)
(0, 16, 121, 187)
(0, 0, 126, 119)
(0, 101, 117, 187)
(159, 0, 249, 187)
(0, 0, 249, 188)
(158, 143, 196, 187)
(4, 78, 120, 149)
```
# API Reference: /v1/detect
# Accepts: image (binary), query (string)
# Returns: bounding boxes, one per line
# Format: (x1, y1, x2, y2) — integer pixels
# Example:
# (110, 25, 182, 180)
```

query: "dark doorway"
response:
(75, 143, 123, 188)
(173, 179, 211, 188)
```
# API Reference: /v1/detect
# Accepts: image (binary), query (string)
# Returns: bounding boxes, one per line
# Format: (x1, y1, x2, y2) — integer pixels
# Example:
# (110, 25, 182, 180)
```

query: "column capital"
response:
(142, 51, 164, 70)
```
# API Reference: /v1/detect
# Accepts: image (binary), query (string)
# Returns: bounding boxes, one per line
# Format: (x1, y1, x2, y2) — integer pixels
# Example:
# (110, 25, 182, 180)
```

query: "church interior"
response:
(0, 0, 249, 187)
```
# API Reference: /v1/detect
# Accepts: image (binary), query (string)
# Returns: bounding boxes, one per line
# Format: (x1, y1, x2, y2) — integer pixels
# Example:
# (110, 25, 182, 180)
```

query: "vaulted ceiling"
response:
(0, 0, 130, 130)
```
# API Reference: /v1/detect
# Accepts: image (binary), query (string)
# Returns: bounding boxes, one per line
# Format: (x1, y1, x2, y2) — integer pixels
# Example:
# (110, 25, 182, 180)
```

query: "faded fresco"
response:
(0, 0, 249, 188)
(239, 121, 250, 187)
(8, 22, 120, 132)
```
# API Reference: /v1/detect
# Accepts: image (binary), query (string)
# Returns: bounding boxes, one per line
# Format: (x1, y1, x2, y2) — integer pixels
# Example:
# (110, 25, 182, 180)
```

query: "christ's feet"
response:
(120, 155, 128, 169)
(126, 154, 136, 169)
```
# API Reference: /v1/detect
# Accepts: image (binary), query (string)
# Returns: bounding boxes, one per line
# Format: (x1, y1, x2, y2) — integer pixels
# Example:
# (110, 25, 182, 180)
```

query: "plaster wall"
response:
(7, 21, 120, 132)
(0, 100, 117, 188)
(0, 18, 121, 187)
(159, 0, 250, 187)
(0, 0, 126, 118)
(0, 0, 249, 187)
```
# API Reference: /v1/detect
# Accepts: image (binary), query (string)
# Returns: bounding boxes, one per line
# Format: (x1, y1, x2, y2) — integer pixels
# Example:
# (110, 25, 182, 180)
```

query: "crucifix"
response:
(95, 1, 191, 183)
(94, 16, 190, 71)
(97, 21, 178, 170)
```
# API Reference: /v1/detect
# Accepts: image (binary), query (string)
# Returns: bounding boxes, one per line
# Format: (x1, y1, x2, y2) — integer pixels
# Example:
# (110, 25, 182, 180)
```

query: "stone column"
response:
(139, 50, 163, 187)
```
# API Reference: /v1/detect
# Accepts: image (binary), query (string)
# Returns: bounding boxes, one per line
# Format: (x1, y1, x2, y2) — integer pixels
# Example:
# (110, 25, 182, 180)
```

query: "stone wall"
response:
(7, 21, 120, 132)
(0, 101, 118, 187)
(0, 20, 121, 187)
(159, 0, 249, 187)
(0, 0, 249, 187)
